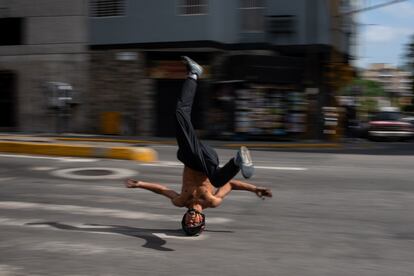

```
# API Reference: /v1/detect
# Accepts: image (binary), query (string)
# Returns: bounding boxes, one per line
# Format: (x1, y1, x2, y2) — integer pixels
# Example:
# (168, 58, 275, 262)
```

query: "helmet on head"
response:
(181, 208, 206, 236)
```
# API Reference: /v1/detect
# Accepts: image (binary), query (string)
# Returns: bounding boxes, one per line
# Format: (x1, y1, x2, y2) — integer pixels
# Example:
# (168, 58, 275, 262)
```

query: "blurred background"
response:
(0, 0, 413, 142)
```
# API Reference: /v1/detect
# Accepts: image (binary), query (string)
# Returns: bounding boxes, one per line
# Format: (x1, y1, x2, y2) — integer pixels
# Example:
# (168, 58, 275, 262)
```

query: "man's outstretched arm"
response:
(210, 179, 272, 207)
(230, 179, 272, 198)
(125, 179, 185, 207)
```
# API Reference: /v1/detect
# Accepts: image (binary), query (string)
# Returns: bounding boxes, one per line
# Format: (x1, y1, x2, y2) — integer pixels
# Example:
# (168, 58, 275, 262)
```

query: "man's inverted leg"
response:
(175, 77, 207, 170)
(175, 56, 254, 186)
(174, 78, 241, 187)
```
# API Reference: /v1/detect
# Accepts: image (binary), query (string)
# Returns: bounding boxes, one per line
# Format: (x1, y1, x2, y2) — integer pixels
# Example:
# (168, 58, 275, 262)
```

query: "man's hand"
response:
(255, 187, 272, 199)
(226, 180, 273, 200)
(125, 179, 140, 188)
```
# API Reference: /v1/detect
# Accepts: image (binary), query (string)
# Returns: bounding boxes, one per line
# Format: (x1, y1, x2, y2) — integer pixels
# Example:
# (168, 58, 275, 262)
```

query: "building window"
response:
(90, 0, 126, 17)
(178, 0, 208, 16)
(0, 18, 24, 45)
(240, 0, 265, 32)
(267, 15, 295, 34)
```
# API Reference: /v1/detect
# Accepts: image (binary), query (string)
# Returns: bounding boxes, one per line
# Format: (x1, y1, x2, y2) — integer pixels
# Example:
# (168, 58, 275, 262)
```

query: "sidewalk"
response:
(0, 132, 343, 162)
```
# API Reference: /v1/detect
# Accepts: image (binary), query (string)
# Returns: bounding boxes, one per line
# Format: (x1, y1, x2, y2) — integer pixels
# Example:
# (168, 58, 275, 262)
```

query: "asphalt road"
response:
(1, 142, 414, 276)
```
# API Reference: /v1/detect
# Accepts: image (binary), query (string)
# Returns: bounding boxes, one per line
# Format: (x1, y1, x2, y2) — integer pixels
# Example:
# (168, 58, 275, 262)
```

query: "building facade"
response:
(0, 0, 89, 133)
(0, 0, 356, 139)
(89, 0, 356, 139)
(362, 63, 412, 97)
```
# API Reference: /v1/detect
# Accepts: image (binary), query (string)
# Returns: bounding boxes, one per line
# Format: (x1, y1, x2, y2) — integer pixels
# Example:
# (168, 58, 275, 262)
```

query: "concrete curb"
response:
(55, 137, 177, 145)
(0, 141, 157, 162)
(53, 137, 342, 149)
(223, 143, 342, 149)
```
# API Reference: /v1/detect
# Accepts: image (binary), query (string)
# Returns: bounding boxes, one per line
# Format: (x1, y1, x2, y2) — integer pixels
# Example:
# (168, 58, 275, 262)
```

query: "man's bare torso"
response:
(178, 166, 217, 208)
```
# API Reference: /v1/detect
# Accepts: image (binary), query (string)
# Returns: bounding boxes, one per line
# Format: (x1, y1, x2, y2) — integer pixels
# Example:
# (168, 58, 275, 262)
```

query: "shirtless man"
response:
(126, 56, 272, 236)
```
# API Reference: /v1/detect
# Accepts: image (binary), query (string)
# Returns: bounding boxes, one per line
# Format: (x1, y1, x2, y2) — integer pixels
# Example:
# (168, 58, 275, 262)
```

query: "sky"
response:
(355, 0, 414, 68)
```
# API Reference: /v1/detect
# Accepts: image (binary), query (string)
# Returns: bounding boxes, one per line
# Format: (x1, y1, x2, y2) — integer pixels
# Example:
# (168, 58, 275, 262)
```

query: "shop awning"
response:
(222, 54, 305, 84)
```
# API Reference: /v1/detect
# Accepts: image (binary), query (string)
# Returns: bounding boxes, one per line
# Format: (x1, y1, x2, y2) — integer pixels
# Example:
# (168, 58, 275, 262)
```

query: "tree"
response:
(406, 34, 414, 91)
(403, 34, 414, 112)
(407, 34, 414, 67)
(340, 78, 386, 97)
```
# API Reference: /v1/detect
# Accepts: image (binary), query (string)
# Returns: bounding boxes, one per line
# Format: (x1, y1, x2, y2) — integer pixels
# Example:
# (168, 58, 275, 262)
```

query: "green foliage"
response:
(340, 78, 386, 97)
(406, 34, 414, 72)
(358, 97, 378, 114)
(403, 34, 414, 89)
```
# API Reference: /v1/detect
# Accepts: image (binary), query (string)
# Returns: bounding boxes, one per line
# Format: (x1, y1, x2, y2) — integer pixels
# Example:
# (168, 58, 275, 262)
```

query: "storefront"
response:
(146, 52, 213, 137)
(209, 54, 308, 140)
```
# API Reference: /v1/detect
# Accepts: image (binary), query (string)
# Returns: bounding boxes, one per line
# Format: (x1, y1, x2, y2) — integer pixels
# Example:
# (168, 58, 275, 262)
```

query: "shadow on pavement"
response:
(26, 222, 186, 252)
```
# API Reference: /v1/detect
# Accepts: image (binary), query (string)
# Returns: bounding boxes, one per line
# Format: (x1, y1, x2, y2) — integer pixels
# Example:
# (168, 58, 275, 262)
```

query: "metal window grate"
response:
(178, 0, 208, 15)
(240, 0, 264, 8)
(90, 0, 125, 17)
(240, 0, 265, 32)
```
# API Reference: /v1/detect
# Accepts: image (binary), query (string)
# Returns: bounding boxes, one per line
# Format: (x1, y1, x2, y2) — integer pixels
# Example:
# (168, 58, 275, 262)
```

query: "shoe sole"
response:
(239, 146, 254, 178)
(182, 56, 203, 76)
(240, 146, 253, 166)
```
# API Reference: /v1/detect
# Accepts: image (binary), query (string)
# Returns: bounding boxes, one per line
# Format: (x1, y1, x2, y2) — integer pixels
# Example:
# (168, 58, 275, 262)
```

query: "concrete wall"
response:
(89, 50, 153, 135)
(0, 54, 89, 132)
(0, 0, 89, 132)
(0, 0, 88, 54)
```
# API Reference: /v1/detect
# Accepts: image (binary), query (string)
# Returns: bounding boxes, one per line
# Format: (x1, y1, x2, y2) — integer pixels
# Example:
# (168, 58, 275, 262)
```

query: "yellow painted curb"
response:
(106, 147, 158, 162)
(0, 141, 93, 157)
(55, 137, 177, 145)
(0, 141, 157, 162)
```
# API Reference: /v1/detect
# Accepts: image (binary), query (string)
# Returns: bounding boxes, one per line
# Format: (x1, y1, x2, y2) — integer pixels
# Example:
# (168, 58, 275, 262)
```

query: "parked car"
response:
(367, 109, 414, 141)
(402, 114, 414, 126)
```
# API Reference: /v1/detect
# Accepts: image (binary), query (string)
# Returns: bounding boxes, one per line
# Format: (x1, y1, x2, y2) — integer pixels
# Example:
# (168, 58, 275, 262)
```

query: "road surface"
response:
(1, 143, 414, 275)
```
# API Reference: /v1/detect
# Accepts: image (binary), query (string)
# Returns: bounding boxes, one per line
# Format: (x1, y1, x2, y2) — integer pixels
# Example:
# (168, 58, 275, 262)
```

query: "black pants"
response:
(175, 78, 240, 188)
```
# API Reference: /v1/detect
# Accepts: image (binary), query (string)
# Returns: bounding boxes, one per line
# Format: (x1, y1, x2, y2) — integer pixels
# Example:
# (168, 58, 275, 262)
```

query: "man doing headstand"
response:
(126, 56, 272, 236)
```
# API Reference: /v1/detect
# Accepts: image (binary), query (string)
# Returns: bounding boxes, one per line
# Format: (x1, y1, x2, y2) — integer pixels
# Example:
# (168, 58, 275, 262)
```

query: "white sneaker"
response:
(235, 146, 254, 179)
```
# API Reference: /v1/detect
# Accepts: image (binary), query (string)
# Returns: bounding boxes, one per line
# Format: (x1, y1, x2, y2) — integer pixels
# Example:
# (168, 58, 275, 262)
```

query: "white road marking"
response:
(255, 165, 308, 171)
(26, 241, 161, 256)
(50, 167, 137, 180)
(56, 183, 131, 192)
(153, 233, 207, 240)
(140, 161, 183, 168)
(0, 216, 208, 241)
(0, 265, 23, 276)
(0, 217, 40, 226)
(0, 177, 16, 182)
(31, 166, 55, 171)
(0, 153, 98, 162)
(0, 201, 232, 224)
(31, 241, 115, 254)
(141, 161, 308, 171)
(0, 217, 130, 237)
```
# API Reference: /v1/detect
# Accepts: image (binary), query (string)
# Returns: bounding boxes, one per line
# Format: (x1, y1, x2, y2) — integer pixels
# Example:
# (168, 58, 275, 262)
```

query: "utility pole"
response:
(339, 0, 408, 16)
